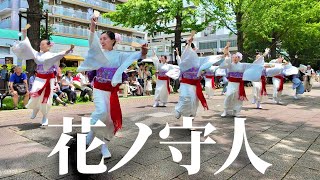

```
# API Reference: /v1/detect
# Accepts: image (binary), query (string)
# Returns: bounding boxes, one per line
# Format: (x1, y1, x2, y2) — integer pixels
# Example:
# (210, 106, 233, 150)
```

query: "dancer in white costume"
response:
(151, 51, 180, 107)
(251, 48, 270, 109)
(220, 44, 264, 117)
(204, 66, 219, 99)
(175, 38, 223, 119)
(77, 17, 148, 158)
(269, 57, 285, 104)
(12, 27, 73, 126)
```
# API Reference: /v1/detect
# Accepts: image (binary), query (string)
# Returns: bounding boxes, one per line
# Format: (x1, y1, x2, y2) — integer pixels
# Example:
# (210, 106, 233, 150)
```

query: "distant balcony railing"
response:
(53, 24, 145, 44)
(78, 0, 116, 11)
(0, 18, 11, 29)
(0, 0, 11, 10)
(51, 5, 114, 25)
(20, 0, 28, 9)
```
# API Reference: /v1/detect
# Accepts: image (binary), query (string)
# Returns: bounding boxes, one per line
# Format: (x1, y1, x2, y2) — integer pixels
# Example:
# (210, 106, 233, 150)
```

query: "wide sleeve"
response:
(266, 66, 283, 77)
(77, 31, 107, 72)
(219, 56, 232, 69)
(151, 55, 160, 71)
(12, 37, 38, 61)
(38, 51, 67, 68)
(197, 55, 224, 77)
(243, 64, 264, 82)
(282, 63, 299, 76)
(111, 51, 142, 87)
(165, 64, 181, 80)
(253, 56, 265, 65)
(176, 55, 181, 65)
(179, 46, 199, 72)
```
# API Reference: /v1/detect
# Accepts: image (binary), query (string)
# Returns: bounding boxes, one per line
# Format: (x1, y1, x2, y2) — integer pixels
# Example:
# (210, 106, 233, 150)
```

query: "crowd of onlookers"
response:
(2, 59, 319, 110)
(0, 59, 165, 110)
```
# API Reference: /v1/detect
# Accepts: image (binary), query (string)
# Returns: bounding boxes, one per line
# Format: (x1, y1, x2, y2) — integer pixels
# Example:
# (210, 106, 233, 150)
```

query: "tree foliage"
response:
(106, 0, 213, 35)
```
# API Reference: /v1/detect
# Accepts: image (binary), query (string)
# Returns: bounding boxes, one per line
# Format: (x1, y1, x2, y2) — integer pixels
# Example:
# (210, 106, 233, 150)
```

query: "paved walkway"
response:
(0, 82, 319, 180)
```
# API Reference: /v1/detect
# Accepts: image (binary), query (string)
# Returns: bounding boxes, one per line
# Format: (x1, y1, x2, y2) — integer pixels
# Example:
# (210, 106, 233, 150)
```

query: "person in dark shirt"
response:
(8, 66, 29, 110)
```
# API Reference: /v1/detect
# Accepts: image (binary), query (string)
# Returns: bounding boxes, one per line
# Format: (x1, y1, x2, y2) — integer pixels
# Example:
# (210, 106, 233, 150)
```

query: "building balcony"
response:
(50, 5, 143, 34)
(0, 0, 11, 16)
(0, 18, 11, 29)
(61, 0, 116, 13)
(52, 24, 145, 45)
(19, 0, 28, 10)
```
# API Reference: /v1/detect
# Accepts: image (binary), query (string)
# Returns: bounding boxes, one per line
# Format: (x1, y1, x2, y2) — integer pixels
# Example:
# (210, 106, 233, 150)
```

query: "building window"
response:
(230, 40, 237, 47)
(220, 40, 237, 48)
(199, 41, 217, 50)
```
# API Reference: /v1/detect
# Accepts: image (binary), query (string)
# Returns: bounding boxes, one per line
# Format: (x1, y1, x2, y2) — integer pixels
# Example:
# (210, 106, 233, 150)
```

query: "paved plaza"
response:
(0, 83, 319, 180)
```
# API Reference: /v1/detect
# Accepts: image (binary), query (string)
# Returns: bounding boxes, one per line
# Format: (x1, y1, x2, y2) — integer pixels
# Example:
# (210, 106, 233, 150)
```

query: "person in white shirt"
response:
(76, 71, 93, 101)
(303, 65, 315, 92)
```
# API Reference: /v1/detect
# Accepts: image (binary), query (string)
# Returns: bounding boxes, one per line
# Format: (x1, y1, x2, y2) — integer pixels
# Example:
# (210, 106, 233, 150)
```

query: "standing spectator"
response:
(137, 63, 145, 89)
(0, 64, 9, 92)
(28, 71, 37, 91)
(8, 66, 29, 110)
(143, 65, 151, 93)
(303, 65, 315, 92)
(61, 71, 76, 104)
(77, 71, 93, 101)
(145, 76, 153, 96)
(315, 67, 320, 82)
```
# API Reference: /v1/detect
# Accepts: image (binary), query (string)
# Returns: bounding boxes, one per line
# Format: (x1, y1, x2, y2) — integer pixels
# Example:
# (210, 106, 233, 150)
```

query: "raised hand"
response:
(90, 17, 98, 32)
(141, 44, 149, 58)
(223, 42, 230, 56)
(263, 48, 270, 56)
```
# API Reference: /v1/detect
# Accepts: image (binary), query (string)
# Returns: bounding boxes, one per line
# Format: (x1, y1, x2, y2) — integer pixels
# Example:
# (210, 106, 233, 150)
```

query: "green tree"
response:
(106, 0, 215, 62)
(242, 0, 320, 65)
(197, 0, 250, 59)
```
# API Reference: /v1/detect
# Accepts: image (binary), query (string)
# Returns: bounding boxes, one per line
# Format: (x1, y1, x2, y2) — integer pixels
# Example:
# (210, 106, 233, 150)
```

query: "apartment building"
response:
(0, 0, 147, 65)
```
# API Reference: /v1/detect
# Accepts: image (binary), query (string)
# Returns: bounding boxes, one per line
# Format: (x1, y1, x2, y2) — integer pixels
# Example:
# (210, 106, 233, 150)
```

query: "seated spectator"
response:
(76, 71, 93, 101)
(28, 71, 37, 91)
(61, 71, 76, 104)
(8, 66, 29, 110)
(53, 81, 66, 106)
(128, 72, 143, 96)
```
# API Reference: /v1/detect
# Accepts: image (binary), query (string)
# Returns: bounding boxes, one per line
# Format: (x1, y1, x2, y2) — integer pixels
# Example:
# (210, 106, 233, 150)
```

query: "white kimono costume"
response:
(175, 46, 223, 118)
(204, 66, 219, 97)
(77, 32, 142, 141)
(219, 57, 263, 114)
(12, 37, 67, 123)
(151, 56, 180, 104)
(267, 60, 285, 102)
(251, 56, 268, 103)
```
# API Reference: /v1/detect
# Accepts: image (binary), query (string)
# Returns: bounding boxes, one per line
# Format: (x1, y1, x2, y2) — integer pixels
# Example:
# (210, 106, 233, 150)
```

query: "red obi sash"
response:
(205, 75, 215, 89)
(30, 73, 55, 103)
(274, 75, 284, 92)
(228, 77, 248, 101)
(158, 76, 170, 94)
(180, 78, 208, 110)
(94, 80, 122, 134)
(261, 76, 267, 96)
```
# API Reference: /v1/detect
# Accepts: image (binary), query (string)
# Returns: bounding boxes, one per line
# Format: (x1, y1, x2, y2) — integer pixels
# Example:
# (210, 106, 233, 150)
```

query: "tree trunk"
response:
(26, 0, 42, 76)
(174, 14, 182, 65)
(235, 12, 245, 60)
(270, 32, 277, 59)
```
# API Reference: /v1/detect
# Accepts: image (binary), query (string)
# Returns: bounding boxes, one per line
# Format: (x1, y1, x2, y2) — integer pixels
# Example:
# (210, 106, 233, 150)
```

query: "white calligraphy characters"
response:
(160, 117, 216, 175)
(48, 117, 271, 175)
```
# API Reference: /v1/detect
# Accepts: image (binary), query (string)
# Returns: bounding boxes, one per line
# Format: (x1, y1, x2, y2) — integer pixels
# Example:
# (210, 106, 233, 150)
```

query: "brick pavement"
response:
(0, 82, 319, 180)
